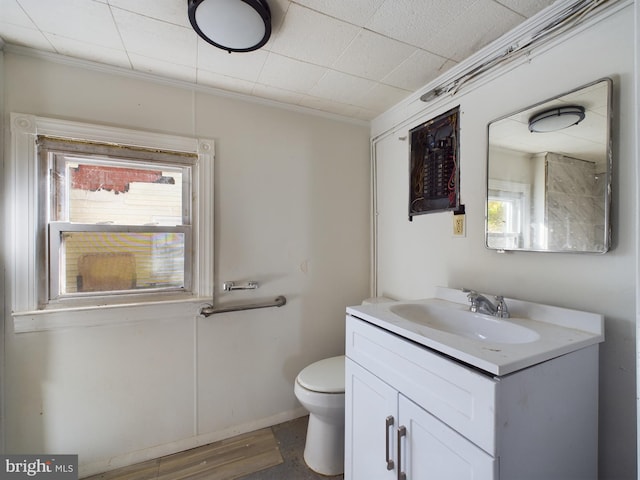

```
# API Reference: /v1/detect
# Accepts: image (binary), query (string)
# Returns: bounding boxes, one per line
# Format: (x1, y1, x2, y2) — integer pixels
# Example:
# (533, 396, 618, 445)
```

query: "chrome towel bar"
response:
(200, 295, 286, 317)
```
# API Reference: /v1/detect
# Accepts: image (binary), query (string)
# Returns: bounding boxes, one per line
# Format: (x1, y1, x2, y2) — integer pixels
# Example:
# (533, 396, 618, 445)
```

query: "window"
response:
(40, 138, 194, 303)
(487, 180, 530, 250)
(10, 113, 214, 320)
(487, 192, 523, 249)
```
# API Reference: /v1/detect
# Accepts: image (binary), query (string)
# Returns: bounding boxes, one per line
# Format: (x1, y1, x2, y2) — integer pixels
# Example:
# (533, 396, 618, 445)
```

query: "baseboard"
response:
(78, 407, 308, 478)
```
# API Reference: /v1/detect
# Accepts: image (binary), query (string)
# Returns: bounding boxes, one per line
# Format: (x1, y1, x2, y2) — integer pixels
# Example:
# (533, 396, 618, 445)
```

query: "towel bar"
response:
(200, 295, 286, 317)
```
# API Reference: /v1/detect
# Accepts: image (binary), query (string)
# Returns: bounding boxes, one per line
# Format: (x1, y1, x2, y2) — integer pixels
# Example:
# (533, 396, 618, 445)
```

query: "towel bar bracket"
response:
(223, 281, 258, 291)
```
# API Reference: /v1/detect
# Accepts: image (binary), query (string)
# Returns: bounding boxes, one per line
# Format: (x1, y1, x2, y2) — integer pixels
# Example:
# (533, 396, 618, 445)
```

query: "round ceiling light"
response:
(188, 0, 271, 53)
(528, 105, 586, 133)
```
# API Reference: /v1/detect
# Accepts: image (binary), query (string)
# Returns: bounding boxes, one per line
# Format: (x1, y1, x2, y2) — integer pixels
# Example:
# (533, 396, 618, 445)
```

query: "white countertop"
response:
(346, 287, 604, 376)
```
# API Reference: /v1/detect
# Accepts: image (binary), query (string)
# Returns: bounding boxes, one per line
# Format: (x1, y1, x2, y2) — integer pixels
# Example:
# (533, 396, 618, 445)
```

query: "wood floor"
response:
(83, 416, 344, 480)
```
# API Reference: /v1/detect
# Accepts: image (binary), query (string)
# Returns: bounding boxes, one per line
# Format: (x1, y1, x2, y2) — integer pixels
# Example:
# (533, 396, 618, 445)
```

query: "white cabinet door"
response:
(346, 315, 497, 453)
(345, 358, 397, 480)
(398, 395, 496, 480)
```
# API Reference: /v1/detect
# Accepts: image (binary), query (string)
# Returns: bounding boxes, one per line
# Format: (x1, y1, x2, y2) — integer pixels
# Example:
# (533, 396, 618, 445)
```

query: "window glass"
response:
(60, 231, 185, 294)
(52, 154, 186, 225)
(487, 191, 525, 250)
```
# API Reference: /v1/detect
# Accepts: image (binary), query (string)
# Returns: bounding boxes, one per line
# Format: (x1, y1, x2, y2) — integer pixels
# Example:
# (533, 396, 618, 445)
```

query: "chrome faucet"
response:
(466, 291, 510, 318)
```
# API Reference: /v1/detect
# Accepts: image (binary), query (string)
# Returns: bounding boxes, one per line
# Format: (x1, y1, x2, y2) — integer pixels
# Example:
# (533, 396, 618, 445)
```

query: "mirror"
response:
(486, 78, 612, 253)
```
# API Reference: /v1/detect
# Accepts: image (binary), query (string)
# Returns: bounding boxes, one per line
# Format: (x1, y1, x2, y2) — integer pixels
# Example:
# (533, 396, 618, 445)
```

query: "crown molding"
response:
(3, 43, 369, 128)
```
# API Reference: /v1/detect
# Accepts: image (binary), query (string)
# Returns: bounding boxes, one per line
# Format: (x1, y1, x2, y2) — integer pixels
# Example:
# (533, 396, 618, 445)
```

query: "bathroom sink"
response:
(389, 303, 540, 344)
(347, 287, 604, 375)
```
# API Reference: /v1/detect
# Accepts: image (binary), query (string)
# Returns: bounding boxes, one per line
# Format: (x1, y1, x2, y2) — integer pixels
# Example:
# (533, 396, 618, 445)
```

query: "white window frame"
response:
(9, 113, 214, 332)
(41, 142, 195, 302)
(487, 179, 531, 250)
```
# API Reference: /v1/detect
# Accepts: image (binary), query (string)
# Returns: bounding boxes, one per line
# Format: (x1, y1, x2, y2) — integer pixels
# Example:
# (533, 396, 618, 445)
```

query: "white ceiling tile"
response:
(129, 53, 196, 83)
(366, 0, 470, 53)
(46, 33, 131, 68)
(565, 82, 608, 111)
(266, 0, 291, 32)
(297, 94, 372, 119)
(425, 0, 525, 61)
(1, 0, 36, 28)
(251, 84, 304, 105)
(292, 0, 386, 26)
(112, 8, 197, 67)
(351, 108, 379, 121)
(353, 82, 410, 112)
(331, 29, 416, 81)
(346, 106, 379, 121)
(16, 0, 122, 49)
(107, 0, 191, 28)
(269, 3, 359, 67)
(310, 70, 377, 104)
(496, 0, 555, 17)
(257, 53, 326, 93)
(196, 69, 256, 95)
(197, 39, 268, 82)
(382, 50, 452, 91)
(0, 23, 53, 51)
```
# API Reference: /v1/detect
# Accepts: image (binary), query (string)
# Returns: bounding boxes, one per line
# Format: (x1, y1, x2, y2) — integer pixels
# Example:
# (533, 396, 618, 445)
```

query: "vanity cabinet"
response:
(346, 359, 494, 479)
(345, 315, 599, 480)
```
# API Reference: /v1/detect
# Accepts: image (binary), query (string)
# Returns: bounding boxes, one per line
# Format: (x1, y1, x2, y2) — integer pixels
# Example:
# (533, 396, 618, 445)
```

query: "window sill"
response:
(11, 296, 213, 333)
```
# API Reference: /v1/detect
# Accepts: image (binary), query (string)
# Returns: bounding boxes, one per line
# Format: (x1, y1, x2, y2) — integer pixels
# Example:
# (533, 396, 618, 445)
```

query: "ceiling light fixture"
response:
(418, 2, 611, 108)
(188, 0, 271, 53)
(528, 106, 586, 133)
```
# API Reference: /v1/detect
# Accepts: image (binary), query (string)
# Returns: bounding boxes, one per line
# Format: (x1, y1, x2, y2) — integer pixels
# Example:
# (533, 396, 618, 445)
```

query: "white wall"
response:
(372, 6, 636, 480)
(0, 42, 5, 456)
(636, 1, 640, 475)
(1, 52, 370, 475)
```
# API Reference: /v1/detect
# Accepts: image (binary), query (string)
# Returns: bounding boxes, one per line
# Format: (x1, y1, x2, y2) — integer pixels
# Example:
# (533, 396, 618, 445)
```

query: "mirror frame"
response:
(486, 78, 612, 253)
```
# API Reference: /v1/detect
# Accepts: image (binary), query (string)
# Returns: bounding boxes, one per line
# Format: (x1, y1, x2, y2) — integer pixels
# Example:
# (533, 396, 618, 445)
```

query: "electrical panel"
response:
(408, 106, 460, 219)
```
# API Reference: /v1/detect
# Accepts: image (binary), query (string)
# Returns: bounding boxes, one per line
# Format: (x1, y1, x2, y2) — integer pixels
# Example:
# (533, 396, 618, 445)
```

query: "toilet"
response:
(294, 355, 345, 476)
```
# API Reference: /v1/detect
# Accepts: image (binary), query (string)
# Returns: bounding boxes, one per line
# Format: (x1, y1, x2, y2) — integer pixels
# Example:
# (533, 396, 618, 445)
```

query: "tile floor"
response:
(84, 416, 343, 480)
(237, 416, 344, 480)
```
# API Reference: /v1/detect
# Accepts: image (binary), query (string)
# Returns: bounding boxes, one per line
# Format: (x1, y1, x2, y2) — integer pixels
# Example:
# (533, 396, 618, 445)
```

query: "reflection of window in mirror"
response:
(487, 180, 530, 250)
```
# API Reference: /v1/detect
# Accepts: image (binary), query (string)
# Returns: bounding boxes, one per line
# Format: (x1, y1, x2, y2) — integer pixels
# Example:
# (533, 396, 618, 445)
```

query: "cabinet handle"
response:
(397, 425, 407, 480)
(385, 416, 395, 470)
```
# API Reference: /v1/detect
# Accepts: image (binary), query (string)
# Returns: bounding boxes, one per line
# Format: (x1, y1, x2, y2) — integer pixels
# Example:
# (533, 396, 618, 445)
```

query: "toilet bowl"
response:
(294, 355, 345, 476)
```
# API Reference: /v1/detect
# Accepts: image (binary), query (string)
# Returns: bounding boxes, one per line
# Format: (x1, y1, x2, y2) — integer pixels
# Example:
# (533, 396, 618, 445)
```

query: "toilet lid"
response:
(297, 355, 345, 393)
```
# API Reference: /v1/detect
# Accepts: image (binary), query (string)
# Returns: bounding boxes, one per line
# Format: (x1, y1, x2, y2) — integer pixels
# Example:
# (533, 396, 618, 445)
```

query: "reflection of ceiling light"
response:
(528, 106, 585, 133)
(188, 0, 271, 53)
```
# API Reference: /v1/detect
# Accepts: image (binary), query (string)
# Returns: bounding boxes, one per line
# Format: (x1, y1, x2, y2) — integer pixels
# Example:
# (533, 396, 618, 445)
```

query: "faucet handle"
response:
(466, 290, 480, 312)
(463, 288, 478, 300)
(494, 296, 510, 318)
